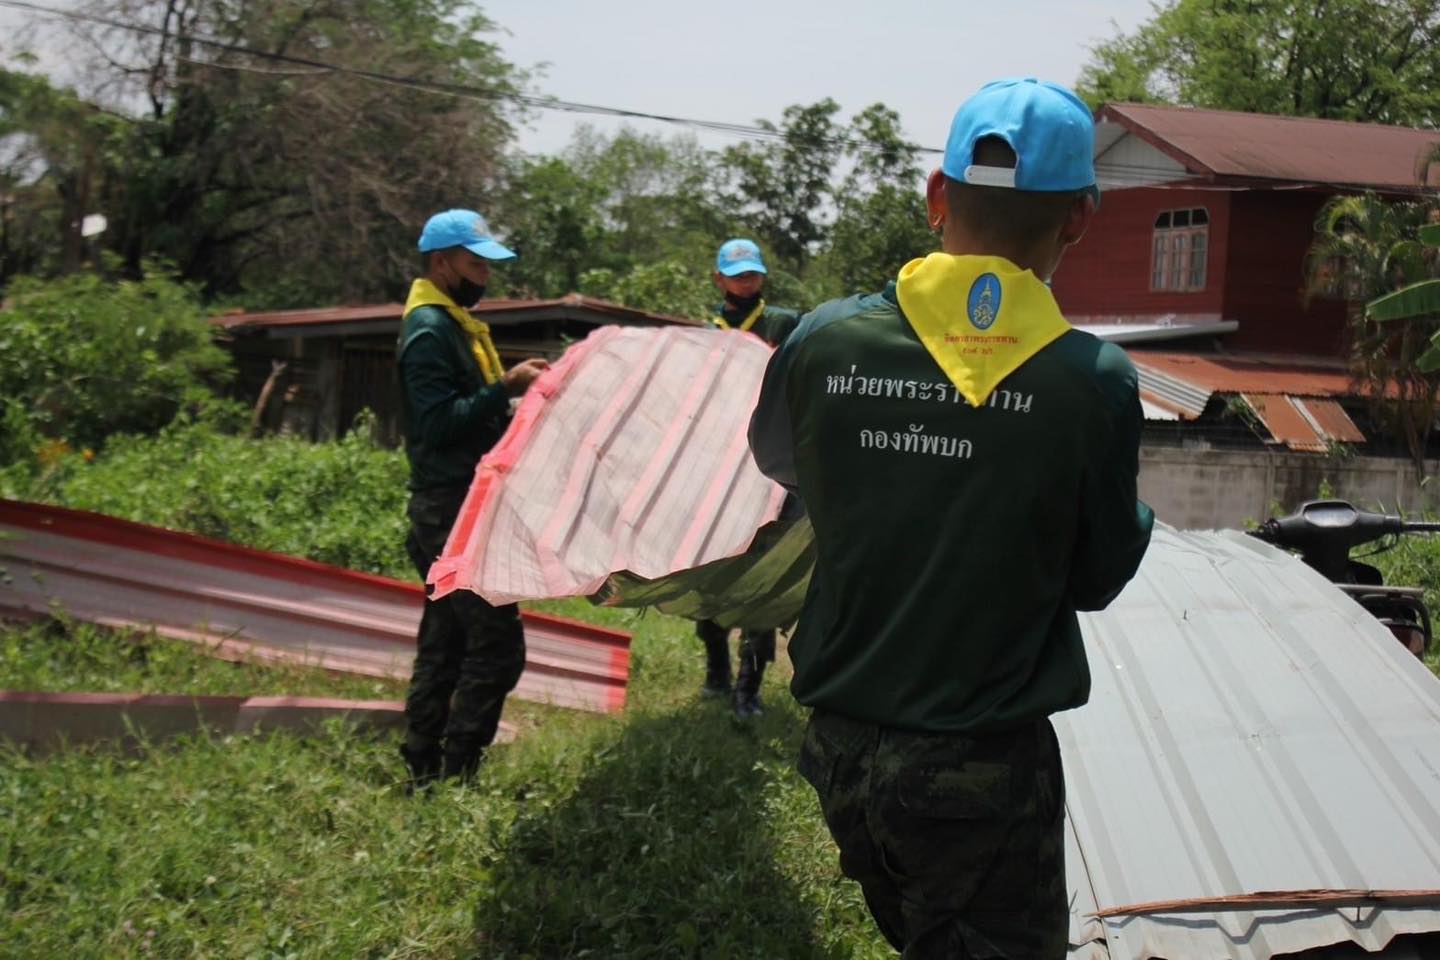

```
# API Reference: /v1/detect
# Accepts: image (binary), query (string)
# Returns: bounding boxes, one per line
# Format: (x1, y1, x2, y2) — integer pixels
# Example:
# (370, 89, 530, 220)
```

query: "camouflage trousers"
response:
(403, 485, 525, 752)
(798, 711, 1068, 959)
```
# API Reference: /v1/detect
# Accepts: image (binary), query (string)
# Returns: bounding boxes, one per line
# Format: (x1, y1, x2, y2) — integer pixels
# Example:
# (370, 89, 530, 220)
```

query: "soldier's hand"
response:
(502, 358, 550, 397)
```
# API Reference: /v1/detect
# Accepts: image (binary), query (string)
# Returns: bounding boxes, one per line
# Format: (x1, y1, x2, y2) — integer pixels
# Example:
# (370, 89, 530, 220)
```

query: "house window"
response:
(1151, 208, 1209, 292)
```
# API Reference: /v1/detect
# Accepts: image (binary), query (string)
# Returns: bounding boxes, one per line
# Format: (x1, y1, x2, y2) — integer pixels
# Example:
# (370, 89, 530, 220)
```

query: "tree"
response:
(1307, 193, 1440, 474)
(718, 99, 844, 273)
(19, 0, 525, 305)
(492, 127, 727, 300)
(577, 259, 714, 319)
(813, 103, 935, 297)
(0, 68, 124, 284)
(1077, 0, 1440, 125)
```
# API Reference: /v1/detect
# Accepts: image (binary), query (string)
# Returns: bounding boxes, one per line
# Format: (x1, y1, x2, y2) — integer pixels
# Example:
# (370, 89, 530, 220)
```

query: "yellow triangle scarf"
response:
(713, 299, 765, 332)
(403, 278, 505, 385)
(895, 253, 1070, 407)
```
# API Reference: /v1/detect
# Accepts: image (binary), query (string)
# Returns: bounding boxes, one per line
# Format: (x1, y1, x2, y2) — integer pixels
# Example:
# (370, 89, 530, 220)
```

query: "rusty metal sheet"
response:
(1300, 397, 1367, 445)
(1132, 351, 1364, 399)
(1244, 392, 1328, 451)
(0, 500, 629, 714)
(428, 325, 788, 611)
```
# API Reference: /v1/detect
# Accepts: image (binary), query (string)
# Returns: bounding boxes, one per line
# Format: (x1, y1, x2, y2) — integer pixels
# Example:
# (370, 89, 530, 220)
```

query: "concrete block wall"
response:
(1139, 447, 1440, 530)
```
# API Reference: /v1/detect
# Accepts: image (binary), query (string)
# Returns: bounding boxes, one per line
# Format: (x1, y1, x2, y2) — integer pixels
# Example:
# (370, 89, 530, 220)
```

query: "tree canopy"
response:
(1077, 0, 1440, 125)
(2, 4, 941, 316)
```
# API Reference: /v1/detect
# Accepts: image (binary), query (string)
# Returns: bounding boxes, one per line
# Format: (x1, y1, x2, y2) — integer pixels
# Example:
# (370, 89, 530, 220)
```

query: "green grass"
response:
(0, 602, 889, 959)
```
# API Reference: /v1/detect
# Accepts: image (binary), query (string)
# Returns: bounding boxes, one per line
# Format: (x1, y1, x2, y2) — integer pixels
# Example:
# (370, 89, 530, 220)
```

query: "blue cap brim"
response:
(718, 259, 766, 277)
(463, 238, 517, 261)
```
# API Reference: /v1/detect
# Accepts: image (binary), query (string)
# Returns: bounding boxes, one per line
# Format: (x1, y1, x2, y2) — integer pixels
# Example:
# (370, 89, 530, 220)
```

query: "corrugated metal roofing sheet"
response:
(428, 325, 788, 608)
(1242, 393, 1367, 451)
(1101, 103, 1440, 193)
(1063, 525, 1440, 958)
(0, 500, 630, 713)
(210, 293, 700, 333)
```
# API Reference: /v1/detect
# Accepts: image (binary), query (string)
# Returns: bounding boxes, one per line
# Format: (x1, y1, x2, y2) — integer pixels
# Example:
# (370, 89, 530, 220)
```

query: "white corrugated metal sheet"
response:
(1063, 525, 1440, 959)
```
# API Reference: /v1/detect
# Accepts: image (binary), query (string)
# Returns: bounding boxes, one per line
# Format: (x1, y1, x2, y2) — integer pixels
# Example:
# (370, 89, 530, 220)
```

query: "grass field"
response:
(0, 602, 891, 959)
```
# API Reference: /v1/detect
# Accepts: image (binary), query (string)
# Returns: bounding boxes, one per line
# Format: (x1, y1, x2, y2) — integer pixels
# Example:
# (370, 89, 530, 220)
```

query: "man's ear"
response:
(925, 168, 947, 228)
(1060, 192, 1097, 247)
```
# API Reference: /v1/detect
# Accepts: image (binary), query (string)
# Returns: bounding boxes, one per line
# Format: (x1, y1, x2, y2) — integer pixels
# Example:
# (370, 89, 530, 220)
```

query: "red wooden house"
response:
(1054, 102, 1440, 356)
(1050, 103, 1440, 451)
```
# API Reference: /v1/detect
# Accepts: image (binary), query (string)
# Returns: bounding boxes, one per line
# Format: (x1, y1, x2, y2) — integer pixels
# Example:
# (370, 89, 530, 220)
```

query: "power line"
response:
(0, 0, 945, 156)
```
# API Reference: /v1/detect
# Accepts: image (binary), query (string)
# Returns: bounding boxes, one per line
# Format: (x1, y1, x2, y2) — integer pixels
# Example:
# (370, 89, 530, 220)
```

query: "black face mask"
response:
(449, 279, 486, 308)
(725, 291, 762, 314)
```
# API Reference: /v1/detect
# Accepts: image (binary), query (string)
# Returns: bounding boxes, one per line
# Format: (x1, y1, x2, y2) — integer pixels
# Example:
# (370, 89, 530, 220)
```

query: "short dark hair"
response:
(944, 137, 1084, 246)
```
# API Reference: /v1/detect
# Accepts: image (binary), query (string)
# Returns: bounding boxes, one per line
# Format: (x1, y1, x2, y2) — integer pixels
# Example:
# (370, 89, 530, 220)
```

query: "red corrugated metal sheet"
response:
(428, 325, 787, 607)
(1101, 103, 1440, 192)
(0, 500, 629, 713)
(210, 293, 700, 332)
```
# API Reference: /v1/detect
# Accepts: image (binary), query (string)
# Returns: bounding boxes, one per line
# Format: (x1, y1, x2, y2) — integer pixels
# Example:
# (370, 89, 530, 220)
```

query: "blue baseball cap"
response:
(942, 78, 1097, 197)
(715, 238, 767, 276)
(417, 209, 516, 260)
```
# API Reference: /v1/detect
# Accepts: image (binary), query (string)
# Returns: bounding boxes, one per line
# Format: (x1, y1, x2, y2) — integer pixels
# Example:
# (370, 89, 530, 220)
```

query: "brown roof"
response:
(211, 292, 701, 333)
(1100, 102, 1440, 193)
(1131, 350, 1365, 398)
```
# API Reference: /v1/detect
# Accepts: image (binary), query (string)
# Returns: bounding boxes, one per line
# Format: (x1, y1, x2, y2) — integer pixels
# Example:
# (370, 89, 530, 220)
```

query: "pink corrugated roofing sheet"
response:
(428, 325, 787, 606)
(1101, 102, 1440, 192)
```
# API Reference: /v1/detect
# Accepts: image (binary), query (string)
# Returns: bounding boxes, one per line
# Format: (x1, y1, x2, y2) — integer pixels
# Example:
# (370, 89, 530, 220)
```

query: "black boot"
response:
(697, 620, 732, 697)
(400, 742, 442, 794)
(441, 738, 485, 784)
(732, 648, 766, 719)
(733, 629, 775, 719)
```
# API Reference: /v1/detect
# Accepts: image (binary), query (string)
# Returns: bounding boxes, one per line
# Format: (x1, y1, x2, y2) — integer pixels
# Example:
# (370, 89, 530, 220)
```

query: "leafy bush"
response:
(579, 258, 717, 320)
(0, 269, 233, 455)
(7, 413, 413, 578)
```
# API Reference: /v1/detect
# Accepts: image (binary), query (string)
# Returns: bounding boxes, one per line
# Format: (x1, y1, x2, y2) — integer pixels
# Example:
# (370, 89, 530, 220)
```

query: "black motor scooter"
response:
(1249, 499, 1440, 658)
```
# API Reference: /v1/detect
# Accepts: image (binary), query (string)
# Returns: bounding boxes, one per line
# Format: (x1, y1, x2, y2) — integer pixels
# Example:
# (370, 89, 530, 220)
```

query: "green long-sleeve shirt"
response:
(748, 283, 1154, 733)
(397, 304, 510, 492)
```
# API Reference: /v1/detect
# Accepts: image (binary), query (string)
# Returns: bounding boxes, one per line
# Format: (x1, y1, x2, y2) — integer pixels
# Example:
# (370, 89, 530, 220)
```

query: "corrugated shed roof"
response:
(1132, 352, 1361, 399)
(1099, 103, 1440, 193)
(428, 324, 787, 607)
(209, 292, 701, 333)
(1062, 525, 1440, 958)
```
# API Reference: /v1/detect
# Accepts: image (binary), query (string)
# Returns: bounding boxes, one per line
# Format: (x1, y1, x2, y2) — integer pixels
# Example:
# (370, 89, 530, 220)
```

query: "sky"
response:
(1, 0, 1158, 157)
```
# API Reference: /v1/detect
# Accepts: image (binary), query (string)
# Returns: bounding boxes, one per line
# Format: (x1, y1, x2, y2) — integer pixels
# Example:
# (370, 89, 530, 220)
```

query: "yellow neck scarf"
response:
(404, 278, 505, 385)
(714, 299, 765, 332)
(895, 253, 1070, 407)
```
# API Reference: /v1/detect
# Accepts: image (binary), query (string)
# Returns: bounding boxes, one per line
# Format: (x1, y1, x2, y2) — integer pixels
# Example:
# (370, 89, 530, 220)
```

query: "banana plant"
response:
(1367, 223, 1440, 370)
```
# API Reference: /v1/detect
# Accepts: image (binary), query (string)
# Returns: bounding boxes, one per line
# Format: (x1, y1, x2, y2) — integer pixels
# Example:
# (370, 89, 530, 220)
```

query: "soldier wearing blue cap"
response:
(696, 238, 801, 718)
(396, 208, 549, 788)
(749, 79, 1154, 956)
